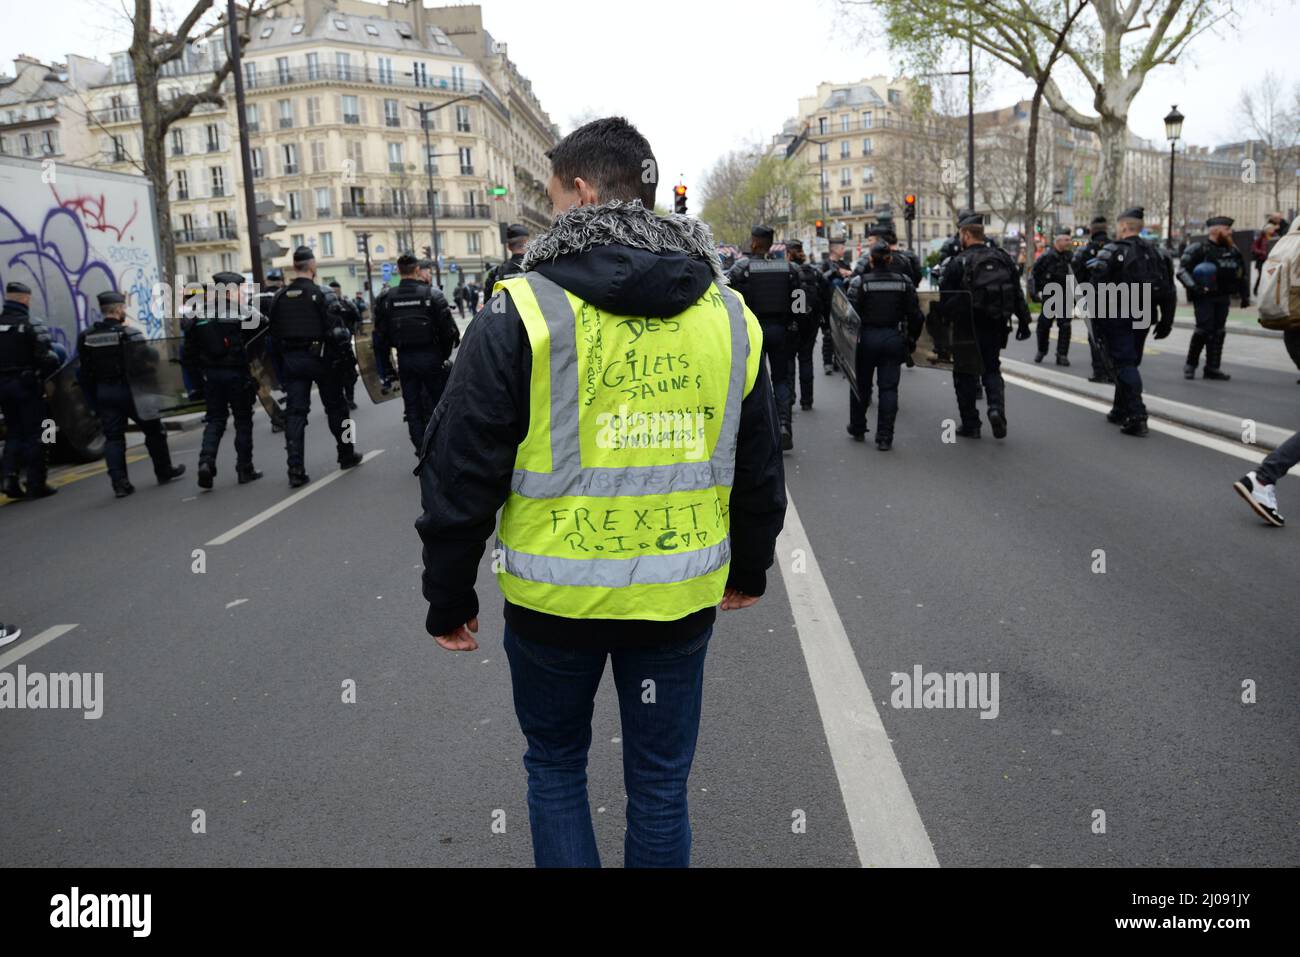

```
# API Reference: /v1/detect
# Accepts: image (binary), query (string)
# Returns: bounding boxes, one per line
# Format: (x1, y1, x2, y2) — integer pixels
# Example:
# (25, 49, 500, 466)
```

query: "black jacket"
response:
(0, 300, 59, 375)
(847, 266, 925, 337)
(1031, 247, 1073, 302)
(374, 278, 458, 356)
(415, 243, 787, 649)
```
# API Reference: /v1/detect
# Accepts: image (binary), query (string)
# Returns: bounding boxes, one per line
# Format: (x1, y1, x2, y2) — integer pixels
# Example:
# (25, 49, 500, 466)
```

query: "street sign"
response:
(381, 262, 393, 282)
(450, 263, 459, 272)
(375, 245, 385, 254)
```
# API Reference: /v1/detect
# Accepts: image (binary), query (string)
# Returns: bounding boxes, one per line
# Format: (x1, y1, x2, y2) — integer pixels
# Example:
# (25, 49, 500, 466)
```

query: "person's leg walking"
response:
(610, 627, 711, 868)
(503, 626, 607, 867)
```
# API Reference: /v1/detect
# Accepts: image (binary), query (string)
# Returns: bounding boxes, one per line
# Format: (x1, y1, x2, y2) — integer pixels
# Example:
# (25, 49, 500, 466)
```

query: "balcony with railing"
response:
(89, 100, 225, 125)
(175, 225, 239, 245)
(340, 202, 492, 220)
(238, 64, 510, 119)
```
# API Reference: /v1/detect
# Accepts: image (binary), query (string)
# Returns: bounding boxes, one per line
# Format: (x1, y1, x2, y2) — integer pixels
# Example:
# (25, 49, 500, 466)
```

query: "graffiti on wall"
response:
(0, 183, 161, 355)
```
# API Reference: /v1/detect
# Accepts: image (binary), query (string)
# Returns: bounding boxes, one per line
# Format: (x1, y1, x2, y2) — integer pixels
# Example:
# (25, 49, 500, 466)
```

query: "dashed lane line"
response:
(0, 625, 80, 670)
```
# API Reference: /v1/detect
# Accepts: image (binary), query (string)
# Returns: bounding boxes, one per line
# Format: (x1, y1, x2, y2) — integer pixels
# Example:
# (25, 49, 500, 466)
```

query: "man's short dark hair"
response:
(546, 116, 656, 208)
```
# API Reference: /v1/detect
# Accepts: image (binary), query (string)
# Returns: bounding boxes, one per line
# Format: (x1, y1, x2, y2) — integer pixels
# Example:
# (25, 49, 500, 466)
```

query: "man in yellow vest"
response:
(415, 117, 787, 867)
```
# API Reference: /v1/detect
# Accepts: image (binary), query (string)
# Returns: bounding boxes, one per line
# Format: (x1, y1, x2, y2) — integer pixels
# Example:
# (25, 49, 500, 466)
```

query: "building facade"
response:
(0, 55, 109, 167)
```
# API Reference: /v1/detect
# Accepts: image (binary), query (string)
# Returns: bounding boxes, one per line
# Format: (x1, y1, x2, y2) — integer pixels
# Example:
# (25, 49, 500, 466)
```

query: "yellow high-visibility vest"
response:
(493, 271, 763, 620)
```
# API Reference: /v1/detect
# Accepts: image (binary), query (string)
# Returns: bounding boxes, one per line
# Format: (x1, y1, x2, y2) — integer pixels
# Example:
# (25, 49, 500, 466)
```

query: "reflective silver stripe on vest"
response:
(511, 272, 747, 499)
(864, 280, 911, 293)
(498, 538, 732, 588)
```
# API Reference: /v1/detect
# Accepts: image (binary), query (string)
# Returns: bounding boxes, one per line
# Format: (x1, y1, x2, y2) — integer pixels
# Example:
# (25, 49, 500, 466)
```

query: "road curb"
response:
(1001, 357, 1290, 452)
(1173, 316, 1284, 340)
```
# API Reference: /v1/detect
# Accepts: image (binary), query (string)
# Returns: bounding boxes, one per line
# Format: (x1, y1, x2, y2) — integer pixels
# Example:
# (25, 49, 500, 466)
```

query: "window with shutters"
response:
(175, 169, 189, 199)
(287, 191, 301, 221)
(862, 111, 873, 129)
(841, 195, 851, 212)
(310, 141, 325, 173)
(451, 66, 465, 91)
(250, 148, 264, 179)
(862, 137, 872, 155)
(306, 52, 320, 80)
(347, 141, 364, 173)
(467, 232, 481, 254)
(817, 117, 828, 135)
(342, 95, 360, 124)
(320, 232, 334, 257)
(387, 142, 403, 172)
(171, 128, 185, 156)
(864, 193, 874, 210)
(243, 61, 256, 89)
(315, 186, 331, 217)
(336, 52, 351, 82)
(276, 57, 291, 84)
(282, 143, 298, 175)
(305, 97, 320, 125)
(455, 105, 471, 133)
(377, 57, 394, 85)
(384, 99, 400, 127)
(412, 62, 429, 88)
(278, 99, 294, 129)
(244, 103, 259, 133)
(458, 146, 473, 175)
(216, 210, 232, 238)
(840, 168, 851, 187)
(210, 166, 225, 197)
(840, 114, 850, 132)
(840, 140, 850, 159)
(206, 123, 220, 152)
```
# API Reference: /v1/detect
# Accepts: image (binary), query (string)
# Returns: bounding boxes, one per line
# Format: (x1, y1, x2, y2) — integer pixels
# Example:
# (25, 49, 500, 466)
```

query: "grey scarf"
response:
(521, 200, 727, 283)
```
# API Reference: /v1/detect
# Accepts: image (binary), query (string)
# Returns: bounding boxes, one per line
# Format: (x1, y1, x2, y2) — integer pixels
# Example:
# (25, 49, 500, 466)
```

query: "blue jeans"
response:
(502, 624, 712, 868)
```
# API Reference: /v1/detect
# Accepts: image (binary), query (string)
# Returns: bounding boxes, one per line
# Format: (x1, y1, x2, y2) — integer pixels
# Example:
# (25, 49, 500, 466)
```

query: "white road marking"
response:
(225, 599, 249, 609)
(206, 450, 385, 546)
(777, 490, 940, 868)
(0, 624, 79, 670)
(1003, 374, 1265, 463)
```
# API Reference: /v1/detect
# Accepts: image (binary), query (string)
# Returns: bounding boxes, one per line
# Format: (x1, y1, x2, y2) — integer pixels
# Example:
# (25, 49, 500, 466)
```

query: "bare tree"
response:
(1239, 71, 1300, 213)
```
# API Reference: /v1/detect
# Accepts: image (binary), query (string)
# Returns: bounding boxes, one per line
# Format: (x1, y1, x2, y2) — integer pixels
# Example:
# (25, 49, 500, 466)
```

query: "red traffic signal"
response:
(815, 218, 825, 238)
(904, 194, 917, 221)
(673, 184, 688, 214)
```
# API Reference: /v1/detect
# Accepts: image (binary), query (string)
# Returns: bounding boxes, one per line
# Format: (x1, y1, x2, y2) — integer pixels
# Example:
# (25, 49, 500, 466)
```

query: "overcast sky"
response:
(5, 0, 1298, 207)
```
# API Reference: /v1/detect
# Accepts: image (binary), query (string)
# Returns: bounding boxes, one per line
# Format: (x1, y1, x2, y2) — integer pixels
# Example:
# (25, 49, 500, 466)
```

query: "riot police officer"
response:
(1087, 207, 1175, 436)
(819, 235, 852, 374)
(1179, 214, 1249, 380)
(939, 213, 1031, 439)
(728, 225, 807, 450)
(483, 223, 529, 293)
(266, 246, 362, 487)
(183, 272, 264, 489)
(846, 243, 925, 451)
(374, 252, 460, 454)
(1071, 216, 1115, 382)
(0, 280, 61, 499)
(77, 291, 185, 497)
(784, 239, 822, 410)
(327, 280, 362, 410)
(865, 217, 923, 285)
(1031, 228, 1075, 365)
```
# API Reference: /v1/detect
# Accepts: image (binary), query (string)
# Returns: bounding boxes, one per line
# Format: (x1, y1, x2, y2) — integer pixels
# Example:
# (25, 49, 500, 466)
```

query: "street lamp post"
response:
(1164, 105, 1184, 250)
(406, 93, 480, 290)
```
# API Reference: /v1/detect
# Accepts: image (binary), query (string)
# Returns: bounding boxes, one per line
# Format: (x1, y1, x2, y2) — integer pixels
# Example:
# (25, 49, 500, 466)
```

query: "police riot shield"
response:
(124, 335, 195, 421)
(829, 286, 862, 399)
(938, 288, 986, 377)
(44, 358, 104, 463)
(243, 324, 286, 424)
(354, 317, 401, 404)
(913, 291, 956, 371)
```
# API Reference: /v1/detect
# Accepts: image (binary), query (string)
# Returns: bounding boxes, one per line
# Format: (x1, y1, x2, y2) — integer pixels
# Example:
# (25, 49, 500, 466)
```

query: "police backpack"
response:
(961, 246, 1018, 317)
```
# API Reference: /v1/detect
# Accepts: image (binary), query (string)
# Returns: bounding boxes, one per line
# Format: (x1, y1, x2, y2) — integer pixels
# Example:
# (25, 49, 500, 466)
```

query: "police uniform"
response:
(374, 256, 461, 453)
(183, 272, 264, 488)
(484, 223, 529, 294)
(939, 213, 1031, 439)
(727, 225, 806, 449)
(1179, 215, 1249, 379)
(266, 247, 361, 486)
(0, 281, 61, 499)
(784, 238, 822, 410)
(1070, 217, 1114, 382)
(1031, 228, 1075, 364)
(1086, 207, 1176, 435)
(846, 250, 925, 450)
(76, 291, 184, 497)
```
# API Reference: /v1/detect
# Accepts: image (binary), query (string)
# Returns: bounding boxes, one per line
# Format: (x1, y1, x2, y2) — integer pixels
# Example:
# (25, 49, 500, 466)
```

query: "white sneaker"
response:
(1233, 472, 1285, 527)
(0, 623, 21, 648)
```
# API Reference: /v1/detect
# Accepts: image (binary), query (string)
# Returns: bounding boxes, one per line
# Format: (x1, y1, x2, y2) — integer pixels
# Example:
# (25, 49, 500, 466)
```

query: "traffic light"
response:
(904, 194, 916, 221)
(673, 184, 687, 215)
(815, 219, 825, 238)
(423, 245, 432, 258)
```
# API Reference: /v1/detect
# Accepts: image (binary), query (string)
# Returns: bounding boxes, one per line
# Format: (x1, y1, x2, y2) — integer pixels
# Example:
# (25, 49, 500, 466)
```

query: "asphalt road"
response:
(2, 332, 1297, 867)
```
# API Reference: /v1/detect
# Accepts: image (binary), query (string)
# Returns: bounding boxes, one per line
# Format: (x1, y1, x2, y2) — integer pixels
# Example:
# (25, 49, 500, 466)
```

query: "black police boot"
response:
(987, 407, 1008, 439)
(1121, 416, 1149, 436)
(1106, 407, 1125, 425)
(24, 483, 58, 500)
(288, 467, 310, 488)
(338, 447, 363, 469)
(1056, 354, 1070, 367)
(113, 480, 135, 498)
(801, 399, 813, 410)
(157, 464, 185, 484)
(237, 466, 263, 484)
(1204, 368, 1231, 380)
(1088, 371, 1110, 383)
(780, 423, 793, 451)
(1034, 351, 1046, 363)
(1204, 336, 1231, 379)
(847, 424, 868, 441)
(956, 423, 982, 439)
(1183, 364, 1196, 380)
(1185, 334, 1204, 379)
(2, 475, 22, 499)
(197, 459, 215, 490)
(875, 435, 893, 451)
